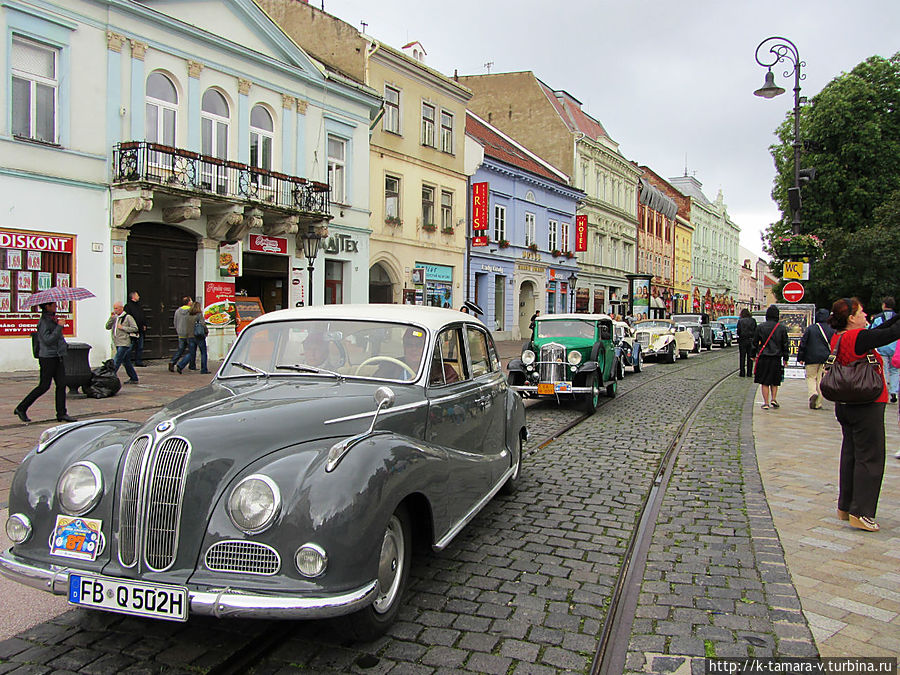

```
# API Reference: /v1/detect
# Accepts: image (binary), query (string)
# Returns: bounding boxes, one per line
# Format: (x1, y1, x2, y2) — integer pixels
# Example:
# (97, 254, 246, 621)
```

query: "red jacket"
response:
(830, 329, 888, 403)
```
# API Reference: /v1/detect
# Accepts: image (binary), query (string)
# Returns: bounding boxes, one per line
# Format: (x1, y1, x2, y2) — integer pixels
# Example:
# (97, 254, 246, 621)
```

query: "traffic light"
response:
(798, 167, 816, 184)
(788, 187, 801, 213)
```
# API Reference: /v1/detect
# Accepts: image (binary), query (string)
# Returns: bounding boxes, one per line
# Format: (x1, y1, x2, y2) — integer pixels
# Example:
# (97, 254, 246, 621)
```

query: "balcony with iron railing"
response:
(111, 142, 331, 229)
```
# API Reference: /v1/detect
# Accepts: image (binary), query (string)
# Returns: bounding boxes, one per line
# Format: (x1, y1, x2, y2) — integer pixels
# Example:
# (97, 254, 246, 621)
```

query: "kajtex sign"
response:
(323, 233, 359, 254)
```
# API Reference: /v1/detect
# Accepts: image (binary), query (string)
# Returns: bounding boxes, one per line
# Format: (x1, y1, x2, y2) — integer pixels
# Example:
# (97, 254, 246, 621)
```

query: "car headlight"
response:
(567, 351, 582, 366)
(6, 513, 32, 544)
(521, 350, 535, 366)
(57, 462, 103, 515)
(295, 543, 327, 577)
(228, 475, 281, 534)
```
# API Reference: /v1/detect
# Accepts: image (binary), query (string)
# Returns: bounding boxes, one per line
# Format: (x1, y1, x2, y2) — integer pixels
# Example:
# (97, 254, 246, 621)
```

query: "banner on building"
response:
(575, 215, 587, 252)
(472, 182, 488, 231)
(472, 235, 489, 247)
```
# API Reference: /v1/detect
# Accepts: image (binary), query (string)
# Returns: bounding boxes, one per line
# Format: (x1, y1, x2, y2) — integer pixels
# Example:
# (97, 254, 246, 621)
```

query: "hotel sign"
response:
(575, 215, 587, 252)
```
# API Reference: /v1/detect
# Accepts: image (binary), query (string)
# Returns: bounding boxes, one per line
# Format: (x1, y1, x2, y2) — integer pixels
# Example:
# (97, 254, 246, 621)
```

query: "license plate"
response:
(537, 383, 554, 395)
(68, 574, 188, 622)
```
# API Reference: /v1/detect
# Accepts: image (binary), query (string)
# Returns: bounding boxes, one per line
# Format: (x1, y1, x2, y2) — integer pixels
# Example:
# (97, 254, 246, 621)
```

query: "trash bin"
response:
(63, 342, 92, 394)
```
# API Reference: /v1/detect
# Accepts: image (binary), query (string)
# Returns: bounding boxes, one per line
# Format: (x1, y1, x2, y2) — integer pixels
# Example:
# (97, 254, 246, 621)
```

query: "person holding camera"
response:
(106, 301, 140, 384)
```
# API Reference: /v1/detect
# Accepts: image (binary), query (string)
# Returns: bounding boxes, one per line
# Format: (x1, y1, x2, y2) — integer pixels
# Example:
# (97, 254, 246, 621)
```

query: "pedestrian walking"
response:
(169, 296, 195, 372)
(14, 302, 76, 423)
(529, 310, 540, 331)
(736, 308, 757, 377)
(797, 308, 835, 409)
(124, 290, 148, 366)
(752, 305, 789, 409)
(176, 302, 209, 374)
(869, 296, 898, 403)
(827, 297, 900, 532)
(105, 301, 140, 384)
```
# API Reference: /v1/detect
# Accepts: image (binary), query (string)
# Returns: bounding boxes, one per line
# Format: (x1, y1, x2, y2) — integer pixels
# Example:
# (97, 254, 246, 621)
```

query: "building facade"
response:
(459, 72, 640, 316)
(668, 175, 740, 317)
(636, 166, 678, 315)
(0, 0, 379, 370)
(256, 1, 471, 309)
(466, 112, 581, 340)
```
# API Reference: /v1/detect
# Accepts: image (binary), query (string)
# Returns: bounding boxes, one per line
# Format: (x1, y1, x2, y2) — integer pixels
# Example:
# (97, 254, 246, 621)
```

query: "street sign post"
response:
(783, 261, 810, 280)
(783, 281, 804, 303)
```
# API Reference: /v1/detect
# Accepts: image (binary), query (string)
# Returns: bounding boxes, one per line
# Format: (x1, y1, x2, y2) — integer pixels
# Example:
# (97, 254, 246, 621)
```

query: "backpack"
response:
(31, 331, 39, 358)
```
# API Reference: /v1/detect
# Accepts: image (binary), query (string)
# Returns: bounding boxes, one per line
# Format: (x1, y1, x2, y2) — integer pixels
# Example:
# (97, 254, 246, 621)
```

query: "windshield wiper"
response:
(232, 361, 269, 377)
(276, 363, 343, 380)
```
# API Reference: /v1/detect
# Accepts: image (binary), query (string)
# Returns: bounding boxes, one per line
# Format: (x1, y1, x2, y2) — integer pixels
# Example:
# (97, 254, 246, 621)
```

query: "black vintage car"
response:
(1, 305, 527, 640)
(671, 313, 713, 352)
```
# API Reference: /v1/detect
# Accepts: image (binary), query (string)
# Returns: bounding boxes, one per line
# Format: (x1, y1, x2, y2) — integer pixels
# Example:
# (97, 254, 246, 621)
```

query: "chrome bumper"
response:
(510, 385, 592, 394)
(0, 547, 377, 620)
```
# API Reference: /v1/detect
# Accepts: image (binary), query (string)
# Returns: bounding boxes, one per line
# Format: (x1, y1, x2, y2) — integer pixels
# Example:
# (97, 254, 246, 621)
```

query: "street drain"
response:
(356, 654, 380, 669)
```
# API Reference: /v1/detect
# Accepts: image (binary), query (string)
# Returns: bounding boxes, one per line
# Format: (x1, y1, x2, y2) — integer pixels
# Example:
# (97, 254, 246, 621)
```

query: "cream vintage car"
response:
(632, 319, 695, 363)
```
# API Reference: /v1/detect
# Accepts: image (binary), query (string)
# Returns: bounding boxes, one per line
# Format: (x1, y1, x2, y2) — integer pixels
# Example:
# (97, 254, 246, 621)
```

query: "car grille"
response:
(205, 541, 281, 576)
(635, 332, 650, 347)
(539, 343, 566, 382)
(118, 434, 191, 572)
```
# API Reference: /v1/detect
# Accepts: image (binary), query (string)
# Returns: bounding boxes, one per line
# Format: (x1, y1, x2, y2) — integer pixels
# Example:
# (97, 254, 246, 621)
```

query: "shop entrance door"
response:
(126, 223, 198, 361)
(237, 252, 287, 314)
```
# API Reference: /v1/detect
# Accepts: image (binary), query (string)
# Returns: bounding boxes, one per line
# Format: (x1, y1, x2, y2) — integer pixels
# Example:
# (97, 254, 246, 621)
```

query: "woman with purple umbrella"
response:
(14, 302, 76, 423)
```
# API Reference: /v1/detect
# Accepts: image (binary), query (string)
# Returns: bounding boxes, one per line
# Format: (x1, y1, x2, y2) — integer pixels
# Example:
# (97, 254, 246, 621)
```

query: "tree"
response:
(762, 53, 900, 310)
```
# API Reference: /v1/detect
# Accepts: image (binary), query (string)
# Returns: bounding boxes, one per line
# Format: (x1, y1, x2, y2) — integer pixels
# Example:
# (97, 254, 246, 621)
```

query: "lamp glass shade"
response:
(302, 233, 321, 261)
(754, 70, 785, 99)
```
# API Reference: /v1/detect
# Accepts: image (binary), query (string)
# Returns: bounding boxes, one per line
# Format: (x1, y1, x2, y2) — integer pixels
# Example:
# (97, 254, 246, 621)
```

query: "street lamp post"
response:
(301, 231, 321, 306)
(754, 36, 805, 235)
(567, 272, 578, 313)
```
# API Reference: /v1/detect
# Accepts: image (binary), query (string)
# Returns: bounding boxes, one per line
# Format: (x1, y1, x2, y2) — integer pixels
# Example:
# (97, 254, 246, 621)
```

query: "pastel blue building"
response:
(465, 112, 583, 340)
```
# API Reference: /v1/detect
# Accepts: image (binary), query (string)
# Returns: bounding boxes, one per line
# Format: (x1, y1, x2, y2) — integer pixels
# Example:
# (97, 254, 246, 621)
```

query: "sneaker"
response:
(809, 394, 818, 409)
(176, 366, 183, 374)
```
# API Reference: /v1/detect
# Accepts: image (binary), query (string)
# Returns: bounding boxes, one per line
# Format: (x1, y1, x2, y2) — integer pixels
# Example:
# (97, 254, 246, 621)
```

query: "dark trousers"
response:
(113, 345, 139, 382)
(738, 342, 754, 376)
(834, 402, 886, 518)
(133, 329, 145, 365)
(18, 356, 67, 417)
(170, 337, 195, 369)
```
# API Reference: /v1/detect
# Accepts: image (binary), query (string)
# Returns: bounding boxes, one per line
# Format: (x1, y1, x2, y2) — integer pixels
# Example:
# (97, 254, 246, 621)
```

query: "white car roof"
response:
(251, 304, 483, 333)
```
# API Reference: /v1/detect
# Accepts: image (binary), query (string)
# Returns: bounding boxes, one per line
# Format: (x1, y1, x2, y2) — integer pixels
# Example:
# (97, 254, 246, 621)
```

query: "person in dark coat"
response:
(752, 305, 789, 409)
(124, 290, 148, 366)
(797, 308, 836, 409)
(827, 297, 900, 532)
(736, 308, 757, 377)
(14, 302, 76, 423)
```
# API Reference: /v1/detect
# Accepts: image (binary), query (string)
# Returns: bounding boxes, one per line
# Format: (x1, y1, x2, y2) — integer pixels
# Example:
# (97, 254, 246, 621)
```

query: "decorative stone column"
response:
(206, 207, 244, 240)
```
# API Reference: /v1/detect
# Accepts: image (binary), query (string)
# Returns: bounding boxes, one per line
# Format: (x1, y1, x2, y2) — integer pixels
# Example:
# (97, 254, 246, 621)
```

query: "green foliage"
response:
(763, 53, 900, 309)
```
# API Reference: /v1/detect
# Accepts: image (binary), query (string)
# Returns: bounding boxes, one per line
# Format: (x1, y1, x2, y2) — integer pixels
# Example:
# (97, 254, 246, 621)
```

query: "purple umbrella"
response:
(23, 286, 96, 306)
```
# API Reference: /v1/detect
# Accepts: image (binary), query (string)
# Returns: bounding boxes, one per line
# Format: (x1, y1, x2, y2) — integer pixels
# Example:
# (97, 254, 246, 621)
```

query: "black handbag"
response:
(820, 334, 884, 404)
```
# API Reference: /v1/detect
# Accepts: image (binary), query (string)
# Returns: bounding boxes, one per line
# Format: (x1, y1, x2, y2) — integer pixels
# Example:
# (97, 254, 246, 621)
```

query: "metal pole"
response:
(307, 263, 314, 306)
(791, 68, 802, 235)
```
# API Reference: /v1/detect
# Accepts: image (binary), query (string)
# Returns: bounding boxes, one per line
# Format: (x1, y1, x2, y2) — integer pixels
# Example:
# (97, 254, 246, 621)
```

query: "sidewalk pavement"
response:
(1, 348, 898, 657)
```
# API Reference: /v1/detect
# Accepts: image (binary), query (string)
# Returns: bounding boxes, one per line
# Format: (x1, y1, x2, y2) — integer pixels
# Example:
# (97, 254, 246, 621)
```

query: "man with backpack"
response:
(798, 308, 836, 409)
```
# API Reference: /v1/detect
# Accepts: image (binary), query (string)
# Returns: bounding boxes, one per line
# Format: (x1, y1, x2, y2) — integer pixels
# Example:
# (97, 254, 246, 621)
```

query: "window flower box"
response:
(422, 223, 437, 233)
(385, 216, 402, 226)
(441, 226, 454, 235)
(564, 250, 574, 259)
(498, 239, 510, 249)
(527, 243, 538, 252)
(551, 249, 561, 257)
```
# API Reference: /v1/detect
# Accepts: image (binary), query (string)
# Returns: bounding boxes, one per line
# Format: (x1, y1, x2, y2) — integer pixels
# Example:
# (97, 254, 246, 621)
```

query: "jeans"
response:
(18, 356, 67, 417)
(178, 337, 208, 373)
(170, 337, 195, 369)
(113, 345, 139, 382)
(885, 364, 899, 395)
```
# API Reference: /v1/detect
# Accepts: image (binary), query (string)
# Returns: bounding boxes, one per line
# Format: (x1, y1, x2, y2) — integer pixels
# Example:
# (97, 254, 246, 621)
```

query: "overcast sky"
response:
(323, 0, 899, 259)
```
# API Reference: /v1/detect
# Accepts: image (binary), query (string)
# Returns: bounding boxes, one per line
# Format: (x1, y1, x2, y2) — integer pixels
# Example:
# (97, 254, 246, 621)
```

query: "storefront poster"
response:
(0, 293, 9, 312)
(203, 281, 236, 327)
(219, 242, 242, 277)
(17, 294, 32, 312)
(6, 250, 21, 270)
(632, 278, 650, 321)
(56, 273, 70, 287)
(16, 271, 31, 292)
(0, 270, 9, 290)
(27, 251, 41, 271)
(38, 272, 52, 291)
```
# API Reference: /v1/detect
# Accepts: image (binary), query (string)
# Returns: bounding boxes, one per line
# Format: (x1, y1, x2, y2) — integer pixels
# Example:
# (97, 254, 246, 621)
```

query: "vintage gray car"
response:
(1, 305, 526, 640)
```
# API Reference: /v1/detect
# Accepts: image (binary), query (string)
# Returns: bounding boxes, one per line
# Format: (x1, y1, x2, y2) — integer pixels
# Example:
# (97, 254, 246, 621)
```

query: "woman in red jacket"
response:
(828, 297, 900, 532)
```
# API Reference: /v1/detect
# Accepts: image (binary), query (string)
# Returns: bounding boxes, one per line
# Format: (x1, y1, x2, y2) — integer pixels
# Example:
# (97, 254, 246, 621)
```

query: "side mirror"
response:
(374, 386, 395, 410)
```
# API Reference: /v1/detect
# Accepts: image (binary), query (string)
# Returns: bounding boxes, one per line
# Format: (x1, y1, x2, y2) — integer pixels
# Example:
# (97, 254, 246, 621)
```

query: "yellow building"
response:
(674, 216, 694, 314)
(255, 2, 470, 306)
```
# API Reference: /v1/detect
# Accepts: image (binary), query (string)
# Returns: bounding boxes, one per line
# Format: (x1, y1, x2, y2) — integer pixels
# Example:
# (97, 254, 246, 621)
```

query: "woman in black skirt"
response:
(752, 305, 790, 409)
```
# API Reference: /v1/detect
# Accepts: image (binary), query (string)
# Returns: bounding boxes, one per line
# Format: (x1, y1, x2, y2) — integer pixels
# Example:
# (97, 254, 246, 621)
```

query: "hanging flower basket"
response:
(773, 233, 824, 258)
(551, 249, 561, 257)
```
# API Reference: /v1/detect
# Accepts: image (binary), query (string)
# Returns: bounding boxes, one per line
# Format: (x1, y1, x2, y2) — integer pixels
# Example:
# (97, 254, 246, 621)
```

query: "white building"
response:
(0, 0, 379, 370)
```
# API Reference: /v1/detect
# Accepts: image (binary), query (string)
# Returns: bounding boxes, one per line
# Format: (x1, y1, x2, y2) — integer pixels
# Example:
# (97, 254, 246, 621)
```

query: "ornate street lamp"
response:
(754, 36, 806, 235)
(567, 272, 578, 313)
(301, 231, 321, 306)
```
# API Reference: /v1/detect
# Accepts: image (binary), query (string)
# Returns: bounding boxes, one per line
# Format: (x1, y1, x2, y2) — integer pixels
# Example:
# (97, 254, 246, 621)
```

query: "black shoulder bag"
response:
(820, 333, 884, 404)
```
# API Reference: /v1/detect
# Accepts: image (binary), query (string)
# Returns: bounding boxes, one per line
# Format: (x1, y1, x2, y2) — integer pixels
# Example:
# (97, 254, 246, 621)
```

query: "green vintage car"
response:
(507, 313, 617, 414)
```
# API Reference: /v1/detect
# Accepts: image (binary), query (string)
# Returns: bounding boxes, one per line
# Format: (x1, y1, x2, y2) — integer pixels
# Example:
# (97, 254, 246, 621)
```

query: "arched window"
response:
(145, 72, 177, 145)
(249, 105, 273, 173)
(201, 89, 229, 192)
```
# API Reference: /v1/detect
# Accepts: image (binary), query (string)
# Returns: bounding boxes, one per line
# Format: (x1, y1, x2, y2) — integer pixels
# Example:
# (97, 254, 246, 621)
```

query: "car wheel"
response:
(633, 352, 642, 373)
(606, 378, 617, 398)
(706, 340, 712, 351)
(680, 350, 688, 360)
(581, 372, 600, 414)
(337, 506, 412, 641)
(499, 435, 524, 495)
(667, 344, 677, 363)
(618, 357, 625, 380)
(507, 372, 525, 387)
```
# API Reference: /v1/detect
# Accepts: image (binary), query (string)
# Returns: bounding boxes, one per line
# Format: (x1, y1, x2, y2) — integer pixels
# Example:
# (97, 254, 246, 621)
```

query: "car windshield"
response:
(634, 321, 671, 331)
(220, 319, 427, 382)
(671, 316, 698, 324)
(535, 319, 596, 340)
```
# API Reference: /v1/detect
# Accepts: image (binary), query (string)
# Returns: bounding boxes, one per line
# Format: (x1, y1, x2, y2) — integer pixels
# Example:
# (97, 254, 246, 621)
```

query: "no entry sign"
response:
(783, 281, 805, 303)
